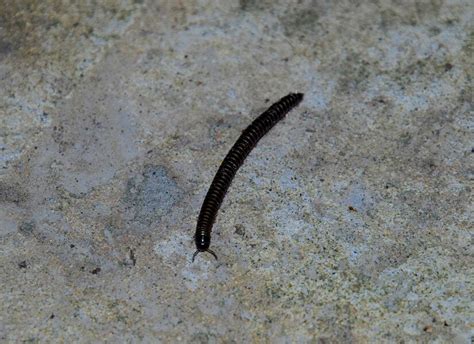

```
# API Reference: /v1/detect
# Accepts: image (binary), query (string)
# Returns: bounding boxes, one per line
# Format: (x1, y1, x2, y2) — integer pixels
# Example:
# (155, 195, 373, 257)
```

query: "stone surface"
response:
(0, 0, 472, 342)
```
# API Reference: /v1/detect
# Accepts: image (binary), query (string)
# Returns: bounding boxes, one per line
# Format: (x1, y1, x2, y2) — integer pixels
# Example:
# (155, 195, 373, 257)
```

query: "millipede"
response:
(193, 93, 304, 261)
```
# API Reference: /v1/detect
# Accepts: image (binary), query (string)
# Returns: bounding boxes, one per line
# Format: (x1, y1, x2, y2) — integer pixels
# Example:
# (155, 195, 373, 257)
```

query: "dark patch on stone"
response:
(398, 132, 413, 146)
(380, 1, 442, 30)
(39, 111, 49, 123)
(129, 248, 136, 266)
(0, 182, 27, 204)
(190, 332, 216, 344)
(235, 224, 246, 236)
(239, 0, 254, 10)
(421, 158, 437, 175)
(337, 52, 371, 94)
(380, 8, 416, 29)
(90, 267, 101, 274)
(283, 10, 320, 38)
(18, 261, 27, 269)
(239, 0, 274, 11)
(281, 2, 330, 39)
(124, 165, 183, 225)
(444, 63, 453, 72)
(0, 41, 13, 57)
(19, 221, 35, 235)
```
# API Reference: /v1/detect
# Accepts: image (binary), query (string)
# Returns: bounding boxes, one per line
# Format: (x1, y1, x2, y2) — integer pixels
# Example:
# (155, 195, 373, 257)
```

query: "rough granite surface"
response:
(0, 0, 473, 342)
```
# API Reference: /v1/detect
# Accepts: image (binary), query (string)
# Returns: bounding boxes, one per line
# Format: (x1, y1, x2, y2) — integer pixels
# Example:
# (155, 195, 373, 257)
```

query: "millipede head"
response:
(195, 233, 211, 251)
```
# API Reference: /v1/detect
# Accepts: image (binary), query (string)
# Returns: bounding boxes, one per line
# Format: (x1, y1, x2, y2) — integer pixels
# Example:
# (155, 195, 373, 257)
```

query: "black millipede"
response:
(193, 93, 304, 261)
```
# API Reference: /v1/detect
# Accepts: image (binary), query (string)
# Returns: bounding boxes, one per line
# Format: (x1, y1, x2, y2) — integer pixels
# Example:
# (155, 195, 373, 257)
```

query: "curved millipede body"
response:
(193, 93, 304, 261)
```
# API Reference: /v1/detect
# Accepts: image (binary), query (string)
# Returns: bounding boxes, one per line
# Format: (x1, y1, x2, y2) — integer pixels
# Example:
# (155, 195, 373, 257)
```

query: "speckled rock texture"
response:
(1, 0, 472, 342)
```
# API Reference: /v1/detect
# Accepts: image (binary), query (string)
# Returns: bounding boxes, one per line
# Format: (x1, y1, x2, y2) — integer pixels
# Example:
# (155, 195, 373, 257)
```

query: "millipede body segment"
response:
(193, 93, 304, 261)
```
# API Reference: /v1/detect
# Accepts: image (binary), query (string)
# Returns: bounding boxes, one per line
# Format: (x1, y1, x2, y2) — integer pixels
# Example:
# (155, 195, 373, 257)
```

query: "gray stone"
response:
(0, 0, 472, 342)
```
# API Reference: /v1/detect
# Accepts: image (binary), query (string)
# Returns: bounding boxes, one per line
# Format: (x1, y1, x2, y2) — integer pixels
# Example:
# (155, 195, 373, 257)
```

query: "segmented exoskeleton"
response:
(193, 93, 304, 261)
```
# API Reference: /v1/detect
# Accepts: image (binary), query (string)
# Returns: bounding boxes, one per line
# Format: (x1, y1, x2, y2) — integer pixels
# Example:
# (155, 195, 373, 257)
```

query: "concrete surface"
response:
(0, 0, 472, 342)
